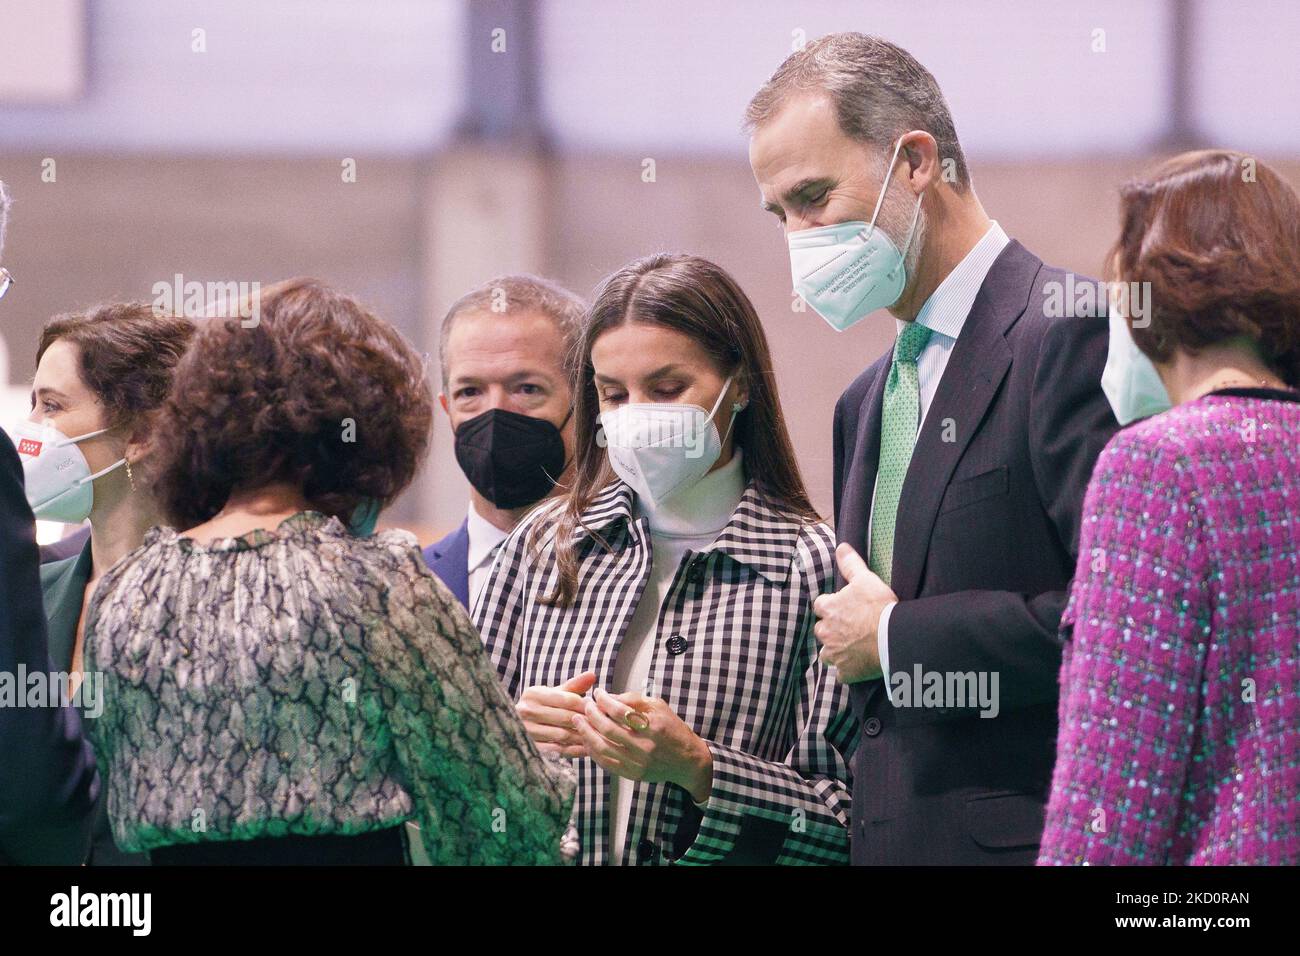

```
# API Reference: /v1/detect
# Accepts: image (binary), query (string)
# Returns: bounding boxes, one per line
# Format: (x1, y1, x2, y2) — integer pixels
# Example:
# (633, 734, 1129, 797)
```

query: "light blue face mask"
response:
(787, 136, 923, 331)
(1100, 306, 1173, 425)
(348, 497, 382, 537)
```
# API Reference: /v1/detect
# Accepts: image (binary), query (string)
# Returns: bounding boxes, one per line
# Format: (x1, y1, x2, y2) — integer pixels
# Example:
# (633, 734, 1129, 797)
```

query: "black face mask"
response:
(453, 407, 571, 509)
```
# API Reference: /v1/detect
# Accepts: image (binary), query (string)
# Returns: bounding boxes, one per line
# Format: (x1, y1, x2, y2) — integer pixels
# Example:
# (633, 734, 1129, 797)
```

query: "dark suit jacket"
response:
(421, 519, 471, 608)
(40, 524, 91, 564)
(39, 542, 149, 865)
(41, 542, 93, 675)
(832, 240, 1117, 865)
(0, 429, 99, 864)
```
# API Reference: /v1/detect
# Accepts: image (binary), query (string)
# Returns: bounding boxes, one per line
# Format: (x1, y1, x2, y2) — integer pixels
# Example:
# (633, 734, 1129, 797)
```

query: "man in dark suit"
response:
(0, 178, 99, 864)
(747, 34, 1118, 864)
(422, 275, 584, 609)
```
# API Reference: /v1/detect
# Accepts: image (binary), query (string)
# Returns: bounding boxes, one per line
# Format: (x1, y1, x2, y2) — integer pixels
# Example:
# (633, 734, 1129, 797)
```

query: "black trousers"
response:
(149, 824, 408, 865)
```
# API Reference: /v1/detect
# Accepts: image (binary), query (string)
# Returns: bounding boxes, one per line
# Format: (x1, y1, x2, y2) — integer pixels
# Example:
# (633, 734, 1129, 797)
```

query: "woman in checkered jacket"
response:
(473, 253, 858, 865)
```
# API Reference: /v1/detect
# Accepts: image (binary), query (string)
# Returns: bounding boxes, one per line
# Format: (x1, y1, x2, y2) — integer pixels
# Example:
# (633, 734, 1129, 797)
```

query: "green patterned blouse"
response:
(83, 511, 576, 864)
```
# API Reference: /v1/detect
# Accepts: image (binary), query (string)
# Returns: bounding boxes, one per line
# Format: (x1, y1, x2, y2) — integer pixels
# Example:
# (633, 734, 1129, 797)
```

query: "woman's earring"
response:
(126, 458, 137, 492)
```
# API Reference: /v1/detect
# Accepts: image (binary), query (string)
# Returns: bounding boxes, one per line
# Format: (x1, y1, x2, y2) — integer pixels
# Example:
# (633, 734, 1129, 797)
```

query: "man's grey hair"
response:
(0, 179, 11, 260)
(744, 33, 971, 191)
(438, 274, 587, 388)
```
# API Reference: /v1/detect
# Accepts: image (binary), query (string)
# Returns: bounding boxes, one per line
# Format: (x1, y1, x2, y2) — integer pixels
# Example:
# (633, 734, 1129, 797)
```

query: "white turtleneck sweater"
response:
(608, 447, 747, 864)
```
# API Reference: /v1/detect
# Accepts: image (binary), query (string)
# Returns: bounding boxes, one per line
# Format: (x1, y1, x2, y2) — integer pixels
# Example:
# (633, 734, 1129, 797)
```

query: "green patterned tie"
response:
(868, 321, 933, 586)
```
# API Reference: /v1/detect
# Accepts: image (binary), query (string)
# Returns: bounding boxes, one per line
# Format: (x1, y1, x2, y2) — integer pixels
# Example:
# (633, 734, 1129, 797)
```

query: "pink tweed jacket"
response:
(1039, 387, 1300, 865)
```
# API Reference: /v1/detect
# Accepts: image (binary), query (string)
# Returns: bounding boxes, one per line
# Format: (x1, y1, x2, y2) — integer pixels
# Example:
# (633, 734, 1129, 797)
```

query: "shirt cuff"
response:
(878, 600, 897, 692)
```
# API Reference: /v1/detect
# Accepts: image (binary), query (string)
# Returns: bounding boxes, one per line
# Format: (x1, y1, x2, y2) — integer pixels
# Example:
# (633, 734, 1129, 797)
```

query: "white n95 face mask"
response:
(1100, 305, 1173, 425)
(788, 136, 923, 332)
(7, 419, 126, 523)
(600, 374, 741, 508)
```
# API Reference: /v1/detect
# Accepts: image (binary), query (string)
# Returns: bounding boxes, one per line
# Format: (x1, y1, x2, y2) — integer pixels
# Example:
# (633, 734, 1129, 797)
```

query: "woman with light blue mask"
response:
(1040, 151, 1300, 865)
(6, 301, 195, 865)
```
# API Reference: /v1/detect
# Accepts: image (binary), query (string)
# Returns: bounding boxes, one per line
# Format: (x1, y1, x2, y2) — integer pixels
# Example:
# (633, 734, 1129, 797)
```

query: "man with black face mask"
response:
(423, 274, 584, 610)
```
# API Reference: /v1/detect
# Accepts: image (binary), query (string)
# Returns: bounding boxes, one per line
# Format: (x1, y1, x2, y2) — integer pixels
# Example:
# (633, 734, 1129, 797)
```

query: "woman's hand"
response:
(572, 688, 714, 803)
(517, 671, 597, 758)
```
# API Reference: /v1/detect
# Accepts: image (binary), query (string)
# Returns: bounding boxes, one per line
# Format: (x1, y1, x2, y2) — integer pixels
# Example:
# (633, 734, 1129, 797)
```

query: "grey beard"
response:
(876, 188, 928, 300)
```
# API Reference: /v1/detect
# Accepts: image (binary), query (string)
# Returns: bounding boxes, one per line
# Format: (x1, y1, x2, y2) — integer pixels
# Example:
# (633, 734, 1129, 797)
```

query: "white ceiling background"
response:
(0, 0, 1295, 157)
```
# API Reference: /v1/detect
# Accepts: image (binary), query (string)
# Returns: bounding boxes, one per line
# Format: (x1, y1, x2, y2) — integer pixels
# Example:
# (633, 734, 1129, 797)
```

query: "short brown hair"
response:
(745, 33, 970, 191)
(152, 278, 433, 529)
(37, 302, 195, 433)
(1107, 150, 1300, 385)
(437, 274, 586, 386)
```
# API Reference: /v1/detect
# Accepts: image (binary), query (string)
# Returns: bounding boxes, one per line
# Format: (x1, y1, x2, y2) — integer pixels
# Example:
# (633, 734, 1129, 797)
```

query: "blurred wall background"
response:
(1, 0, 1297, 543)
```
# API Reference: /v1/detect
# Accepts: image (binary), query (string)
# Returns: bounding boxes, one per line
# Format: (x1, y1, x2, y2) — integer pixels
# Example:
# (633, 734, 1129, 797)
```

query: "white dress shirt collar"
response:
(902, 220, 1010, 342)
(466, 500, 511, 574)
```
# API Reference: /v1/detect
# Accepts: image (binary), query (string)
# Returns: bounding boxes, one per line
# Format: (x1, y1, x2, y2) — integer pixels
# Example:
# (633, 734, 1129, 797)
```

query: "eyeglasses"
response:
(0, 268, 12, 301)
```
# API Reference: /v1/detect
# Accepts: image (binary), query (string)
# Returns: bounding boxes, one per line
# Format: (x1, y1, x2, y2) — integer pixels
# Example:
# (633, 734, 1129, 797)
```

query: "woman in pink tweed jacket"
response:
(1039, 150, 1300, 865)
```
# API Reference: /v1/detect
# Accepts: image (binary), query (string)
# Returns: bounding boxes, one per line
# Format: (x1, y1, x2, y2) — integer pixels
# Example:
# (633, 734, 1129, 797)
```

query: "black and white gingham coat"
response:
(472, 478, 858, 865)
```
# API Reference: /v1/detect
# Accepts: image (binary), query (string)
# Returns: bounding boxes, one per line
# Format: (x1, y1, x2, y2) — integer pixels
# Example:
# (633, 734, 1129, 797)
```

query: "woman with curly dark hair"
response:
(82, 278, 576, 865)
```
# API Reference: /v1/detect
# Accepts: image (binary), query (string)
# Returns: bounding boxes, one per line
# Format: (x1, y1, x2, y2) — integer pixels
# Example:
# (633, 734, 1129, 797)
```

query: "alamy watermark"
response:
(0, 666, 103, 718)
(1043, 275, 1152, 328)
(887, 665, 1000, 718)
(50, 886, 150, 936)
(597, 410, 711, 459)
(152, 273, 261, 327)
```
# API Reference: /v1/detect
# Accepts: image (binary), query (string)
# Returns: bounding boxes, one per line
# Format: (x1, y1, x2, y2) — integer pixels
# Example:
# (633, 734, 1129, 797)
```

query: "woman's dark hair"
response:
(535, 252, 820, 607)
(152, 277, 433, 530)
(37, 302, 195, 434)
(1106, 149, 1300, 385)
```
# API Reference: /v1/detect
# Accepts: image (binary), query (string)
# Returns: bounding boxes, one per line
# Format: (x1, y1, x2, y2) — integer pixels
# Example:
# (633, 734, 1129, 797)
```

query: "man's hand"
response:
(812, 543, 899, 684)
(517, 671, 596, 757)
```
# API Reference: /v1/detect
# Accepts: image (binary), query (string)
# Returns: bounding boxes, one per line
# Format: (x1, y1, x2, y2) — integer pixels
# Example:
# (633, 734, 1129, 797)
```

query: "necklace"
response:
(1196, 374, 1287, 400)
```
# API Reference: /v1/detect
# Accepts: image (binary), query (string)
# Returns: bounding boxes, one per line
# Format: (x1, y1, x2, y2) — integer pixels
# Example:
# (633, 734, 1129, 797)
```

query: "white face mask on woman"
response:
(600, 373, 743, 508)
(7, 419, 125, 523)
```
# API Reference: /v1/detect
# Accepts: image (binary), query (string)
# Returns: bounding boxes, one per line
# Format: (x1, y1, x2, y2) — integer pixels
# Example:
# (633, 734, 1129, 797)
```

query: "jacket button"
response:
(685, 559, 705, 584)
(666, 635, 689, 655)
(636, 839, 659, 863)
(863, 716, 882, 737)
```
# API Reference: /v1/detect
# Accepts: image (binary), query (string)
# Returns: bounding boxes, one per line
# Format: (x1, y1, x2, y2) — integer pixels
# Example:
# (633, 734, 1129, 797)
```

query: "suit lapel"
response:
(43, 540, 93, 673)
(888, 241, 1038, 600)
(842, 361, 891, 723)
(839, 356, 890, 560)
(431, 519, 471, 607)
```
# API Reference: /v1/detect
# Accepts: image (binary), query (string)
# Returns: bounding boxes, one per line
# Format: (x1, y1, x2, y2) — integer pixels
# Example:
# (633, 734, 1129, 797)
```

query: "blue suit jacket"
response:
(0, 429, 99, 864)
(421, 519, 471, 609)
